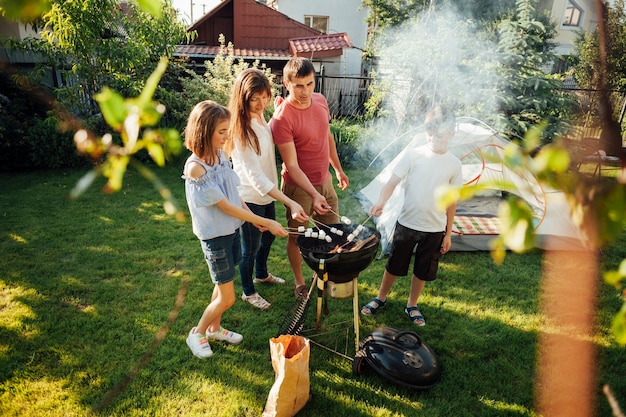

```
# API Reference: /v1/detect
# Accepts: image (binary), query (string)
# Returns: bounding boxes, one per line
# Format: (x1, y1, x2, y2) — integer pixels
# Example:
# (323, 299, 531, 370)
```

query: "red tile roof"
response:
(177, 32, 352, 60)
(290, 33, 353, 58)
(177, 0, 352, 61)
(176, 44, 291, 60)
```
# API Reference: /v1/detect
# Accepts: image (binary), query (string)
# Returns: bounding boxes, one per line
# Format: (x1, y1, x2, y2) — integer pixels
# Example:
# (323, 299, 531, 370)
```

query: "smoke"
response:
(362, 5, 503, 169)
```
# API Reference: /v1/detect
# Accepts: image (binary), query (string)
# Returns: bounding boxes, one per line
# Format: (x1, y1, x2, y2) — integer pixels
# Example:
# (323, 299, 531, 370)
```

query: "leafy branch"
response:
(70, 57, 186, 221)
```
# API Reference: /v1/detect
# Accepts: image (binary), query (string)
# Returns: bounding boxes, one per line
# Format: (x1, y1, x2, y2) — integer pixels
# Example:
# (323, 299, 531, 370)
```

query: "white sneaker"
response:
(186, 327, 213, 358)
(206, 327, 243, 345)
(253, 274, 285, 285)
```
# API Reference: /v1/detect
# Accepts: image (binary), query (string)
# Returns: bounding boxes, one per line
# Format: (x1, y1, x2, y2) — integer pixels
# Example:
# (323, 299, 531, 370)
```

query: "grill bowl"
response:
(296, 223, 380, 277)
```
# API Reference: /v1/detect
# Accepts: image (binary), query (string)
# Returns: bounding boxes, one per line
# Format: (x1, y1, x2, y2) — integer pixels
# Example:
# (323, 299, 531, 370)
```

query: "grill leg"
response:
(315, 272, 326, 330)
(353, 278, 359, 352)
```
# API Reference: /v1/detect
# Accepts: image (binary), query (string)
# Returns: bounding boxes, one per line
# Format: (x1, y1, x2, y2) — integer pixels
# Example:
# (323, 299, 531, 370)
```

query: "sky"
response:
(171, 0, 220, 25)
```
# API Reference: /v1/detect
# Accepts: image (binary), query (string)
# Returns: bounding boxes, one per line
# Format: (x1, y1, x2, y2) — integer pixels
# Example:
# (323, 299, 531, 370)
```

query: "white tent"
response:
(357, 118, 585, 254)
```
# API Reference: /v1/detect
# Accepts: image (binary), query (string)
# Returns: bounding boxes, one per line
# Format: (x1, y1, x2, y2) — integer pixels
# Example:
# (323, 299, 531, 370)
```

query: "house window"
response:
(563, 1, 583, 27)
(304, 15, 329, 33)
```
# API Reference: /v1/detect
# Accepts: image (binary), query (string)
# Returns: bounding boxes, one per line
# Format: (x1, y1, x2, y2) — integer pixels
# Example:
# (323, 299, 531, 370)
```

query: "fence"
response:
(317, 74, 372, 118)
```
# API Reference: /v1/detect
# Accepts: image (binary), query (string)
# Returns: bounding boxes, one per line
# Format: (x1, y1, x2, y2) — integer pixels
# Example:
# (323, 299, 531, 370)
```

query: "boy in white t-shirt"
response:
(361, 105, 463, 326)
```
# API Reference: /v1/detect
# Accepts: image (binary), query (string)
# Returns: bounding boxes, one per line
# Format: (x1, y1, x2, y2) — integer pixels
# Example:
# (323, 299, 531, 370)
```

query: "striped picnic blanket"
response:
(453, 216, 500, 235)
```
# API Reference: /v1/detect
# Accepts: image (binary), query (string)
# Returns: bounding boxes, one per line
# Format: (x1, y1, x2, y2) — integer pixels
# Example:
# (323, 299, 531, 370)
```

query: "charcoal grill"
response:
(295, 223, 380, 353)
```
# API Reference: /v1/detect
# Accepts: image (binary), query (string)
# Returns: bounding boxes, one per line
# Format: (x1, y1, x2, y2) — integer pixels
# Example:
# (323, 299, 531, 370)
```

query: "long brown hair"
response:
(183, 100, 230, 166)
(226, 68, 272, 155)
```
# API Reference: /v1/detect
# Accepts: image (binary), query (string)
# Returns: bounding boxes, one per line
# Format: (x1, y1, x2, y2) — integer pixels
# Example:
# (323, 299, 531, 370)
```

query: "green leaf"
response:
(434, 184, 461, 212)
(103, 155, 130, 193)
(489, 238, 507, 265)
(95, 88, 127, 131)
(604, 270, 624, 288)
(612, 305, 626, 345)
(0, 0, 51, 21)
(531, 146, 570, 174)
(134, 0, 162, 18)
(161, 128, 183, 156)
(145, 141, 165, 167)
(138, 57, 168, 109)
(497, 198, 535, 253)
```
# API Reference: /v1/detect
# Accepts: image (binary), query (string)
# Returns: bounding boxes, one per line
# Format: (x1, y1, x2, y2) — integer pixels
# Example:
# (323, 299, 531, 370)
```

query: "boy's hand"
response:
(369, 203, 383, 217)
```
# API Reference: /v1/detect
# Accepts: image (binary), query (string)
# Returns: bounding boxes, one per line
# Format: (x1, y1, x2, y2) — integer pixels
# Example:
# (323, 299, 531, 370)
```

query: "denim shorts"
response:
(200, 230, 242, 285)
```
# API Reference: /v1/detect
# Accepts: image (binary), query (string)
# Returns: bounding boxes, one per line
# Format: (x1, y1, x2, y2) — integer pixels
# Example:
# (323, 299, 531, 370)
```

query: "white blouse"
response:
(230, 117, 279, 205)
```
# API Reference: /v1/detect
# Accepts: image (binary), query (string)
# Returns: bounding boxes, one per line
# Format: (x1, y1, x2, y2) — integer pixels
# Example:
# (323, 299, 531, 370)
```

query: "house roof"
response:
(176, 0, 353, 62)
(176, 44, 291, 60)
(177, 32, 353, 60)
(290, 33, 353, 58)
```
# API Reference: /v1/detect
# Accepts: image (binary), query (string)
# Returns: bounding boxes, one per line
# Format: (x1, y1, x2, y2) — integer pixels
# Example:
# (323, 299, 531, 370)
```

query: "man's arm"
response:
(327, 127, 349, 190)
(276, 141, 329, 213)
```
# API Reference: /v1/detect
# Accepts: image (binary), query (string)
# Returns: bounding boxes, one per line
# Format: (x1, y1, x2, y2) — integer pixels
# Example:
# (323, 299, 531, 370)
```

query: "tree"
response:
(362, 0, 574, 145)
(494, 0, 578, 142)
(573, 0, 626, 157)
(574, 0, 626, 94)
(362, 0, 516, 53)
(4, 0, 189, 117)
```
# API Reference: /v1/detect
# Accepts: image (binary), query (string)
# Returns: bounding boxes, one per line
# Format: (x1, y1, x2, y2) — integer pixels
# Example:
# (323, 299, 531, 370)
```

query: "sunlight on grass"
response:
(0, 283, 40, 335)
(479, 397, 537, 416)
(150, 213, 173, 221)
(1, 166, 623, 417)
(8, 233, 28, 244)
(1, 376, 90, 417)
(148, 372, 266, 416)
(426, 294, 543, 331)
(85, 245, 118, 254)
(163, 267, 184, 278)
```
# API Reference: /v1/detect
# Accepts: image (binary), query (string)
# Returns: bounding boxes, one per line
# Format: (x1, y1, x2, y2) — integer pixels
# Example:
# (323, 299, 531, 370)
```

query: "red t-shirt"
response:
(270, 93, 331, 186)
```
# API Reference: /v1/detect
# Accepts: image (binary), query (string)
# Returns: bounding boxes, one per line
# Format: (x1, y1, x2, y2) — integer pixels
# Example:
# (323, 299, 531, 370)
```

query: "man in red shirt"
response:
(270, 58, 349, 297)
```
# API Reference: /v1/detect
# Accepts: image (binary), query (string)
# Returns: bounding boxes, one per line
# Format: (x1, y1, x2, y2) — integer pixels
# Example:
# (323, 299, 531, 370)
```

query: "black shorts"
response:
(385, 222, 444, 281)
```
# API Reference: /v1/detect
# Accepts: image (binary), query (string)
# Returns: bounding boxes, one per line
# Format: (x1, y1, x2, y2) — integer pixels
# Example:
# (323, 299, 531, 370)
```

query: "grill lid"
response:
(353, 327, 442, 390)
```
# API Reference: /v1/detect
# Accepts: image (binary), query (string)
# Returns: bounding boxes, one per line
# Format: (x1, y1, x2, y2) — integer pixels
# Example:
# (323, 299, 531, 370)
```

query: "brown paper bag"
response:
(262, 335, 310, 417)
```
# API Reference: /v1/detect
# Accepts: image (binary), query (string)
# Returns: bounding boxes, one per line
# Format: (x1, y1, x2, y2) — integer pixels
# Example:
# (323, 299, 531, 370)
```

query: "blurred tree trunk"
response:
(537, 247, 599, 416)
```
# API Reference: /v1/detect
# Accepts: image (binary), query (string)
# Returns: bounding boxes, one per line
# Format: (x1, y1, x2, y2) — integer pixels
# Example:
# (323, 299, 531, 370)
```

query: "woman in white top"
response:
(226, 68, 309, 310)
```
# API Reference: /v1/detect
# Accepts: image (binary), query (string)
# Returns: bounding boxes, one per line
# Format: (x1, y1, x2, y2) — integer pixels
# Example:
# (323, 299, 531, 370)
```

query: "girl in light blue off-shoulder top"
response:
(181, 100, 287, 359)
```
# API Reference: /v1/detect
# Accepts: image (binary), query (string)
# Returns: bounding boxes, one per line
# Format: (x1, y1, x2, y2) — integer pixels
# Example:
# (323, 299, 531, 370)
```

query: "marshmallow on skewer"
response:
(346, 233, 355, 242)
(325, 235, 332, 242)
(298, 226, 305, 232)
(340, 216, 352, 225)
(311, 232, 319, 238)
(336, 230, 344, 236)
(304, 230, 312, 238)
(330, 227, 337, 234)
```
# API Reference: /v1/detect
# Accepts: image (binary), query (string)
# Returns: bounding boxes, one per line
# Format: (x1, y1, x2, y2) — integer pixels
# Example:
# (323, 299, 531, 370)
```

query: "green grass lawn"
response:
(1, 161, 624, 416)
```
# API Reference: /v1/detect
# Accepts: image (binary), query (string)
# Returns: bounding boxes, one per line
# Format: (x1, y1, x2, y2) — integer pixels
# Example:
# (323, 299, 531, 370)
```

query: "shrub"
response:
(330, 119, 371, 169)
(24, 112, 87, 169)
